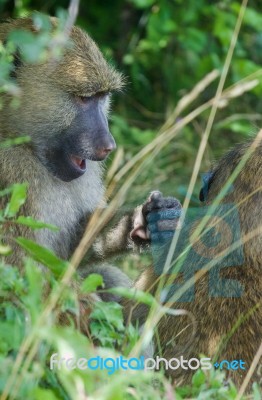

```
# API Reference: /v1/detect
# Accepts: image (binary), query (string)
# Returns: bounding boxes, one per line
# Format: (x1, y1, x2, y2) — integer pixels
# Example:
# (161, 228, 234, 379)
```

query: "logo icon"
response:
(151, 204, 244, 301)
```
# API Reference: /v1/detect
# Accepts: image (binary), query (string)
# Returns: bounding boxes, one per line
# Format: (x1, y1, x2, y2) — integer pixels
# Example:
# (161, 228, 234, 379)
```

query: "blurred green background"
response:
(1, 0, 262, 206)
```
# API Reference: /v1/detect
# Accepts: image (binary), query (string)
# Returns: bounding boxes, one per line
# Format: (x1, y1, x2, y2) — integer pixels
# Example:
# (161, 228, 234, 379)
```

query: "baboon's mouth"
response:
(70, 155, 87, 171)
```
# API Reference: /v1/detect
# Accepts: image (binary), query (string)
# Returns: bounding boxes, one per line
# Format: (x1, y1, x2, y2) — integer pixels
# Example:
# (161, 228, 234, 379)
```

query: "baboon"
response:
(129, 137, 262, 389)
(0, 18, 177, 331)
(0, 17, 123, 266)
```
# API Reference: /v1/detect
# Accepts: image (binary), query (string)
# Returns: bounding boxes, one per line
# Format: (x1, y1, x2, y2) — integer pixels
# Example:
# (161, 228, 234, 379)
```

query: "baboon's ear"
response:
(199, 171, 214, 202)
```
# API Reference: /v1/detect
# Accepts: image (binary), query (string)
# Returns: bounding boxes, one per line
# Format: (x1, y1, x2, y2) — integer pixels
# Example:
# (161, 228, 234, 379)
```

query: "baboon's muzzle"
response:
(42, 101, 116, 182)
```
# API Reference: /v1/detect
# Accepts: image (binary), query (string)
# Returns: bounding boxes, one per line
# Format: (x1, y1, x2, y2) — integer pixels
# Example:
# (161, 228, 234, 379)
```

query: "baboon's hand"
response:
(130, 191, 182, 243)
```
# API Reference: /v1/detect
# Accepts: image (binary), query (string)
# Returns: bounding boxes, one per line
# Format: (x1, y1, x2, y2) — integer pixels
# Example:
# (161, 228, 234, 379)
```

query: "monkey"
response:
(0, 17, 122, 265)
(0, 17, 180, 341)
(128, 136, 262, 389)
(0, 17, 124, 333)
(0, 17, 135, 304)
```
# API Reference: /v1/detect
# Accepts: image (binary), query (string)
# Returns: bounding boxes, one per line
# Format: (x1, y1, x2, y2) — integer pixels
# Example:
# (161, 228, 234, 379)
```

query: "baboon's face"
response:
(0, 19, 124, 182)
(40, 92, 116, 182)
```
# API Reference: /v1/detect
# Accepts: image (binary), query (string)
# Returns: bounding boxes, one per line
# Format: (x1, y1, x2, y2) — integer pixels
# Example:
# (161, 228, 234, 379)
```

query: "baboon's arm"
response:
(91, 212, 136, 260)
(81, 191, 182, 264)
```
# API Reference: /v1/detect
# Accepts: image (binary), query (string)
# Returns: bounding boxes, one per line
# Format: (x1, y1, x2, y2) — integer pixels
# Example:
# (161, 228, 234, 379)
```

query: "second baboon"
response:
(129, 136, 262, 389)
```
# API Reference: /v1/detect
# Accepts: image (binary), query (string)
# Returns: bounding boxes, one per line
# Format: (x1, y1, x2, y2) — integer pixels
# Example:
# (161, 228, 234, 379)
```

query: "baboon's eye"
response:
(75, 95, 92, 105)
(74, 92, 109, 106)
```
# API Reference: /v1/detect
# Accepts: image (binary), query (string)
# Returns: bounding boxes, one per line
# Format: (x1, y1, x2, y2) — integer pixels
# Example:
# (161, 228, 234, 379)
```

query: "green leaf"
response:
(16, 237, 67, 276)
(232, 59, 260, 81)
(5, 183, 27, 217)
(0, 244, 12, 255)
(232, 4, 262, 30)
(0, 186, 15, 198)
(129, 0, 155, 9)
(0, 136, 31, 148)
(80, 273, 103, 293)
(8, 30, 49, 63)
(32, 12, 52, 32)
(253, 382, 262, 400)
(107, 287, 156, 306)
(0, 321, 22, 353)
(90, 301, 124, 331)
(16, 216, 59, 231)
(24, 258, 43, 322)
(192, 369, 205, 387)
(34, 388, 60, 400)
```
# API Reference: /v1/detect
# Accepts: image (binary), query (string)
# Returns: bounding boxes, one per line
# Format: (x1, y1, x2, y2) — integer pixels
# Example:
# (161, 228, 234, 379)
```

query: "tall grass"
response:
(0, 0, 261, 399)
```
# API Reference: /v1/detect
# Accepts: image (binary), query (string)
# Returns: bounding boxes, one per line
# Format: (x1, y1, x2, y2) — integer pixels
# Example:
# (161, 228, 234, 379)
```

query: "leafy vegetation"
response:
(0, 1, 261, 399)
